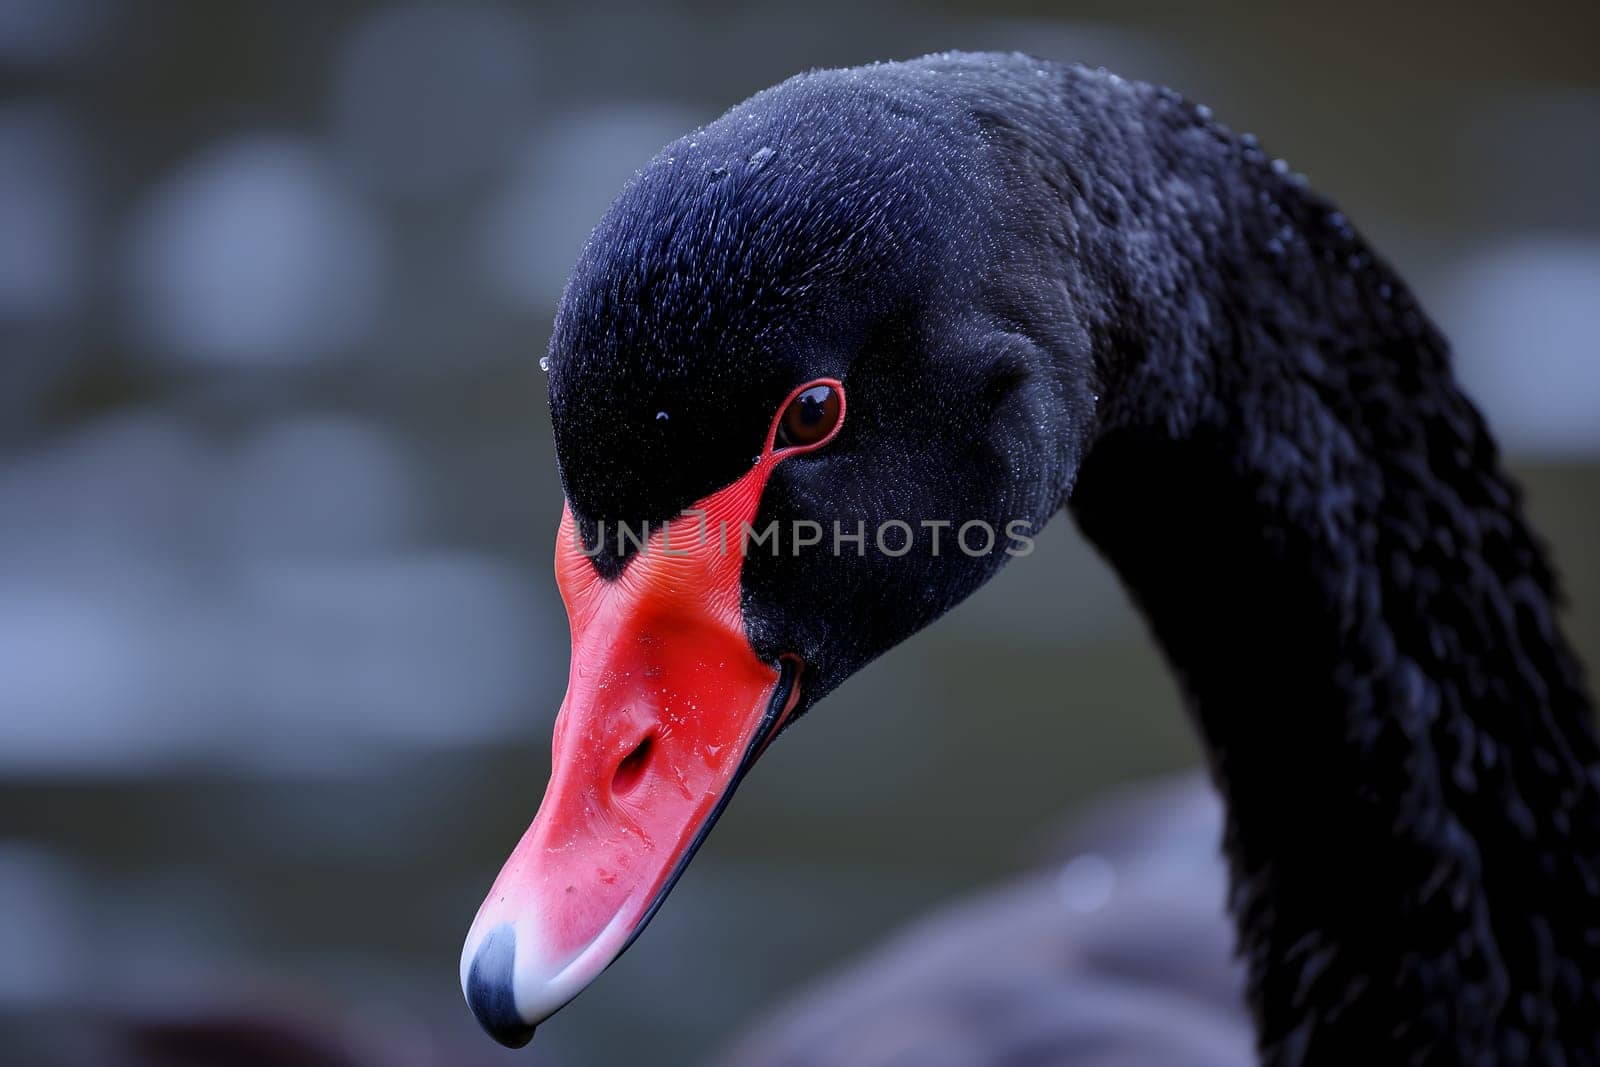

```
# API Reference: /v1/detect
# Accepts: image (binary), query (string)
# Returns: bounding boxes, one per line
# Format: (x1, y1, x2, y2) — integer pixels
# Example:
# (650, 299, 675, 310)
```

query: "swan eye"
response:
(776, 383, 842, 449)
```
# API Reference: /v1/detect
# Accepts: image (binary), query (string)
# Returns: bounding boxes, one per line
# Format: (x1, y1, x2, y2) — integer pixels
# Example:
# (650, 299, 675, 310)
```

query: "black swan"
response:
(458, 52, 1600, 1063)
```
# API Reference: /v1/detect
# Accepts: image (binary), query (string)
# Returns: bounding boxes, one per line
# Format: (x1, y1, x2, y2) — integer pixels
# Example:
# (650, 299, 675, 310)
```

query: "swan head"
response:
(460, 55, 1097, 1046)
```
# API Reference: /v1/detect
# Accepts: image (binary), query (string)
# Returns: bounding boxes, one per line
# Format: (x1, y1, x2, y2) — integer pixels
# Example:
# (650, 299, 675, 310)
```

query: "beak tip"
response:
(464, 923, 539, 1049)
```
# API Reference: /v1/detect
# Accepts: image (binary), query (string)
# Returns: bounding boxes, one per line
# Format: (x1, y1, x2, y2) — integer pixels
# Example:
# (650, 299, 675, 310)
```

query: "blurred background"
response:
(1, 2, 1596, 1063)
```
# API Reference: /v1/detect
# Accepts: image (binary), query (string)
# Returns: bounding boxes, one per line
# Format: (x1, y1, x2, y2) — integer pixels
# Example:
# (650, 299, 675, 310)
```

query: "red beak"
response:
(459, 384, 840, 1047)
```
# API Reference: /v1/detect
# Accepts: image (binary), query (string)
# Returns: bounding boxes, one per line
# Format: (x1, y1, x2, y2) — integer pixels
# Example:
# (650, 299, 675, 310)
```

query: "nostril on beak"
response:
(465, 923, 536, 1048)
(611, 733, 655, 797)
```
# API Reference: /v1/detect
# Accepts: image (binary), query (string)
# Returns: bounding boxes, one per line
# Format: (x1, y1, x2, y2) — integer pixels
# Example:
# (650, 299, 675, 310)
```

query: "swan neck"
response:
(1062, 152, 1600, 1059)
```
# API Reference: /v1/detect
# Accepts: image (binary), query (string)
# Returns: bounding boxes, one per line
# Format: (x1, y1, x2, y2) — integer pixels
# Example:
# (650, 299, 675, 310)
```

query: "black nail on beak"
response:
(465, 923, 537, 1048)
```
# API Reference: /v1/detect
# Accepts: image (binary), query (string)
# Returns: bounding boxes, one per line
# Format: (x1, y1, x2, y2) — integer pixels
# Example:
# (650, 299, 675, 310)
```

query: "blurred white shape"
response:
(0, 0, 114, 66)
(0, 551, 553, 775)
(122, 135, 387, 368)
(0, 412, 208, 565)
(1441, 238, 1600, 457)
(0, 416, 222, 773)
(0, 566, 217, 772)
(1058, 853, 1117, 914)
(0, 409, 557, 776)
(216, 415, 417, 559)
(478, 103, 705, 310)
(0, 844, 88, 1005)
(330, 3, 536, 200)
(234, 553, 550, 768)
(0, 101, 88, 320)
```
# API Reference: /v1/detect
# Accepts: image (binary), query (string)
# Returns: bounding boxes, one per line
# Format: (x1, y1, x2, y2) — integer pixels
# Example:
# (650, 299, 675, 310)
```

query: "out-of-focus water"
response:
(1, 3, 1596, 1064)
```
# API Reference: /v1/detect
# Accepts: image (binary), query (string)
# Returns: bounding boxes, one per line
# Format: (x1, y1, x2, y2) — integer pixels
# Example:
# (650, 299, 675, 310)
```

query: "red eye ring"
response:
(773, 380, 844, 451)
